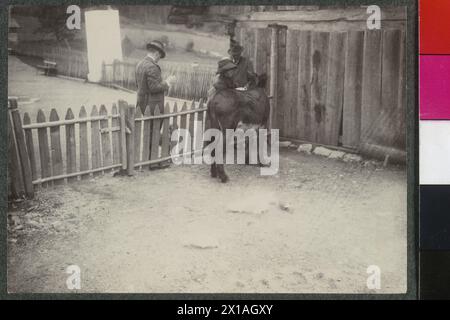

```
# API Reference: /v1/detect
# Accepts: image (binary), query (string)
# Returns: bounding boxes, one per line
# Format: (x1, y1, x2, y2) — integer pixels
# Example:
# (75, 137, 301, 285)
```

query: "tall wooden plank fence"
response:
(7, 98, 207, 199)
(235, 25, 406, 160)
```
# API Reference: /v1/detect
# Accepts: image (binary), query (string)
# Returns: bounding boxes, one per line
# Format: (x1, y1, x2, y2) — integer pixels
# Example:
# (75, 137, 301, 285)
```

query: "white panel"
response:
(85, 10, 123, 82)
(420, 120, 450, 185)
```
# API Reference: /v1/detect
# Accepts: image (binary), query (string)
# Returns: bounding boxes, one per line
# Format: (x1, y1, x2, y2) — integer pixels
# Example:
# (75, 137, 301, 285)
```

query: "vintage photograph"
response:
(7, 4, 407, 293)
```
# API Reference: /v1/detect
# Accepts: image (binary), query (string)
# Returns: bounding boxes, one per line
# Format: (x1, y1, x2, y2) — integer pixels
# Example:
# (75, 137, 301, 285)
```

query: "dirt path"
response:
(8, 55, 190, 120)
(7, 150, 407, 293)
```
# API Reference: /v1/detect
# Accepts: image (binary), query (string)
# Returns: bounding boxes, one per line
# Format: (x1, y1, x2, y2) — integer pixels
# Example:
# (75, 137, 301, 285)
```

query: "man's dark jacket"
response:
(135, 56, 168, 114)
(231, 56, 255, 88)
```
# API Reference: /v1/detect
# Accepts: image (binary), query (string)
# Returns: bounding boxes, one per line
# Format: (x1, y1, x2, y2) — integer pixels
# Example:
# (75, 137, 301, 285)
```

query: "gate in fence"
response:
(8, 97, 207, 199)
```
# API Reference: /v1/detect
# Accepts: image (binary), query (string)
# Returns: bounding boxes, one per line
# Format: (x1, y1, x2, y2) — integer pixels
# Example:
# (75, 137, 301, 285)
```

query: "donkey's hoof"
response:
(220, 175, 229, 183)
(211, 171, 217, 178)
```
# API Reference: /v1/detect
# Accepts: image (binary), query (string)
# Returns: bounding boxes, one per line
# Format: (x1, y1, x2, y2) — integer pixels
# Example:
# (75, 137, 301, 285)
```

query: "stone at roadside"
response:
(279, 141, 292, 148)
(328, 150, 346, 159)
(313, 146, 333, 157)
(297, 144, 313, 154)
(278, 201, 291, 212)
(343, 153, 363, 163)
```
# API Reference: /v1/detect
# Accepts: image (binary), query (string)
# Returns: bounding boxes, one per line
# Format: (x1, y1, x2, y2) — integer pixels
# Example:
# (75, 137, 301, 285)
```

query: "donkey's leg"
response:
(211, 144, 217, 178)
(257, 128, 271, 167)
(216, 164, 228, 183)
(216, 129, 229, 183)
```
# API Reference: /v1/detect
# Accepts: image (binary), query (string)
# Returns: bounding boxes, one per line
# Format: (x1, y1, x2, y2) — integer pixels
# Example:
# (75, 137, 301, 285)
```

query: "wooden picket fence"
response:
(8, 97, 207, 199)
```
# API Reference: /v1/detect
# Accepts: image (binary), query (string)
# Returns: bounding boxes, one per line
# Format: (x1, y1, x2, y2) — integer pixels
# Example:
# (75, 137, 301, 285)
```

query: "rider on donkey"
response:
(228, 40, 256, 90)
(207, 57, 237, 100)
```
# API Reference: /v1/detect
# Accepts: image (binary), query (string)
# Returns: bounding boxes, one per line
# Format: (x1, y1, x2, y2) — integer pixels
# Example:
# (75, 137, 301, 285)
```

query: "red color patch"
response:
(420, 0, 450, 54)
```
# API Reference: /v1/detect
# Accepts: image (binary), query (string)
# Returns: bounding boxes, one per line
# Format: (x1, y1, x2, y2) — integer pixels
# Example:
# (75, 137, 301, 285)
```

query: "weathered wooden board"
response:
(235, 7, 406, 23)
(276, 27, 287, 135)
(99, 105, 112, 170)
(118, 100, 128, 170)
(10, 107, 33, 196)
(79, 106, 89, 179)
(90, 105, 101, 176)
(150, 106, 162, 160)
(195, 100, 205, 155)
(8, 112, 25, 196)
(379, 29, 403, 148)
(242, 28, 256, 63)
(65, 108, 77, 182)
(134, 107, 143, 164)
(342, 30, 364, 148)
(161, 104, 171, 158)
(179, 102, 188, 153)
(254, 28, 271, 77)
(297, 30, 312, 141)
(111, 104, 121, 165)
(310, 31, 330, 144)
(324, 32, 347, 145)
(170, 103, 180, 156)
(37, 109, 51, 187)
(127, 106, 135, 175)
(23, 112, 37, 181)
(285, 29, 300, 138)
(361, 30, 383, 146)
(141, 103, 152, 167)
(188, 101, 196, 153)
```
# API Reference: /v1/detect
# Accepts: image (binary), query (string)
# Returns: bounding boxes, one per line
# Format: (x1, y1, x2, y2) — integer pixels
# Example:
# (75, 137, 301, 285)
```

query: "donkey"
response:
(206, 74, 271, 183)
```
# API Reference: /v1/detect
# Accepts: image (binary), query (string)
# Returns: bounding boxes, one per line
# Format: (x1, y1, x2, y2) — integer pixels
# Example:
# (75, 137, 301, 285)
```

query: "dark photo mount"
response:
(2, 0, 418, 300)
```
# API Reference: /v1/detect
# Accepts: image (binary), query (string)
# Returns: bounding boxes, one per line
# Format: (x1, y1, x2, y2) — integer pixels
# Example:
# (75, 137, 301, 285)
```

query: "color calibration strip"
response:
(419, 0, 450, 299)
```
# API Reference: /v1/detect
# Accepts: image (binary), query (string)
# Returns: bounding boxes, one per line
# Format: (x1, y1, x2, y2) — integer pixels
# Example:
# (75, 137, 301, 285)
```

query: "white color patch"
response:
(85, 10, 123, 82)
(420, 120, 450, 185)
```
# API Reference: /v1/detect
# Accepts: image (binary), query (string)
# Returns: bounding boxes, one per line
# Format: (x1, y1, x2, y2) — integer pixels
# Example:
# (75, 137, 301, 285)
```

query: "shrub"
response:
(185, 40, 194, 52)
(156, 35, 169, 48)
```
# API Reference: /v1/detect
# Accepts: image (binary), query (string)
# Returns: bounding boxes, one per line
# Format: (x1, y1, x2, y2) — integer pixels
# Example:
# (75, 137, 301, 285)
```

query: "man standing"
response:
(135, 40, 175, 168)
(228, 41, 256, 89)
(135, 40, 175, 115)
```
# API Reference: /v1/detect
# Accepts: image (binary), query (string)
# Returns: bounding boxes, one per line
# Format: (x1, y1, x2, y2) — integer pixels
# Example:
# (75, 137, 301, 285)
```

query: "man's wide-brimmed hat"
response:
(146, 40, 166, 59)
(216, 58, 237, 74)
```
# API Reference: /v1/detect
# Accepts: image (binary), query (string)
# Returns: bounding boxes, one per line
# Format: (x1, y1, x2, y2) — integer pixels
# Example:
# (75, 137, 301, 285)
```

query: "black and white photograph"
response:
(7, 4, 408, 294)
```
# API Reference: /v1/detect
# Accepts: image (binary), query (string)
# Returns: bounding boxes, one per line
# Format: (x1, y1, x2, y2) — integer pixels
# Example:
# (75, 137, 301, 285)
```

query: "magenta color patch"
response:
(420, 55, 450, 120)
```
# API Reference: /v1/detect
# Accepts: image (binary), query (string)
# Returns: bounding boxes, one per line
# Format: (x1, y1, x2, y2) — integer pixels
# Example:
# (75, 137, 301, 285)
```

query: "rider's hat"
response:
(216, 58, 237, 74)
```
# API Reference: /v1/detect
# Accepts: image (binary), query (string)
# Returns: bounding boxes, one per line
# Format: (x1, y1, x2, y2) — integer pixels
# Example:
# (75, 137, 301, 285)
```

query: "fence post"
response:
(101, 61, 106, 84)
(8, 98, 34, 198)
(113, 59, 117, 85)
(118, 100, 128, 171)
(8, 104, 25, 198)
(268, 24, 280, 131)
(126, 105, 135, 176)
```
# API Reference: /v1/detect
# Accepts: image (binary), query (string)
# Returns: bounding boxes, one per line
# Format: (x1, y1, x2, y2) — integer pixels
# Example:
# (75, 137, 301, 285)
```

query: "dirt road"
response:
(8, 55, 189, 120)
(7, 149, 407, 293)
